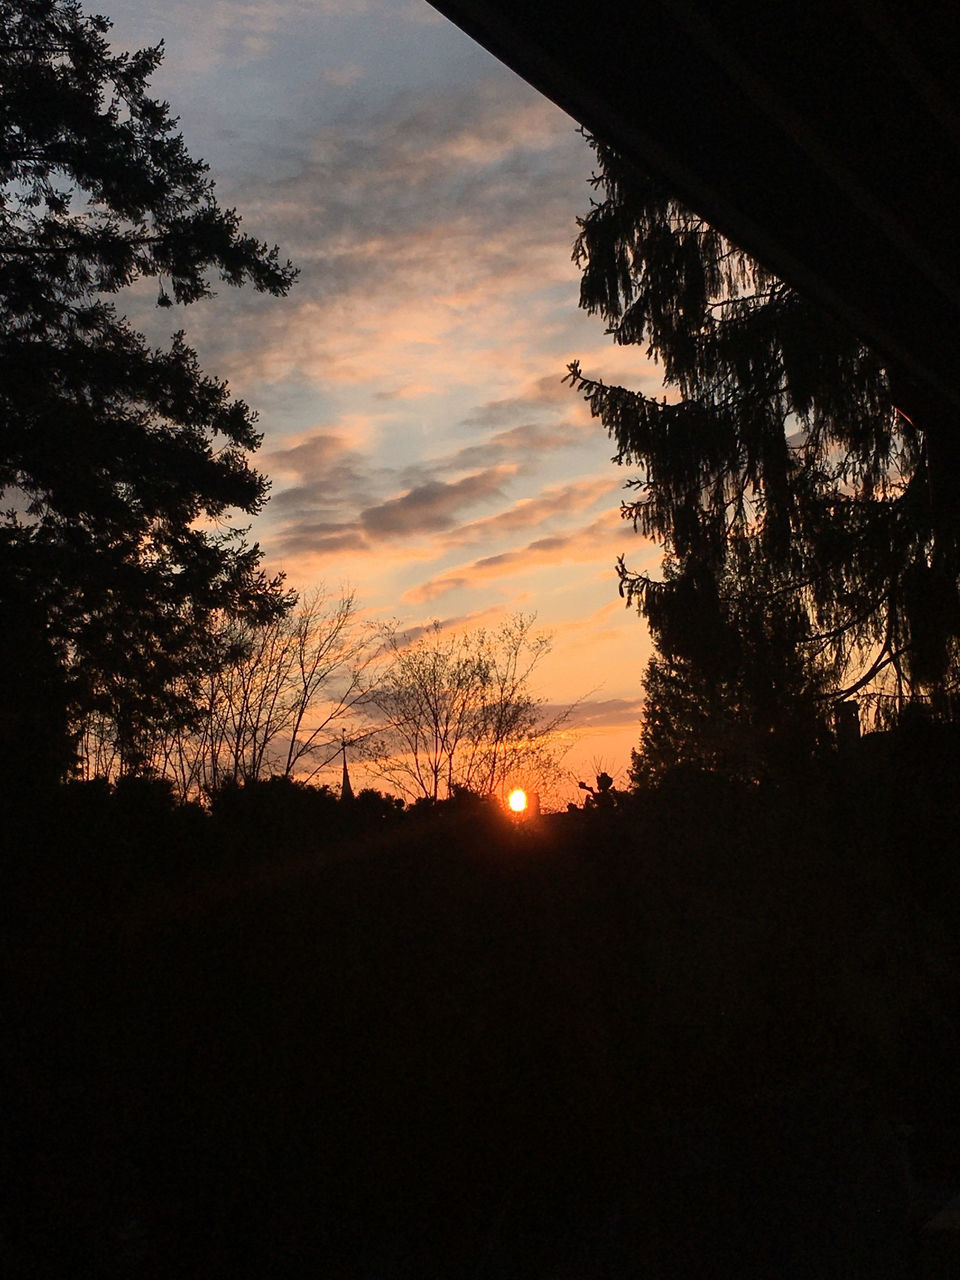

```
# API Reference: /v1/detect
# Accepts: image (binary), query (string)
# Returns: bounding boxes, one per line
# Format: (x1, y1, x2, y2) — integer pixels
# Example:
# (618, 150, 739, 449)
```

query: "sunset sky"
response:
(104, 0, 667, 796)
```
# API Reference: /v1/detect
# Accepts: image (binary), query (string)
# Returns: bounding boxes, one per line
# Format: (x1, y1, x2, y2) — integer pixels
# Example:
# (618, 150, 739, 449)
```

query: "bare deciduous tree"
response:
(188, 587, 369, 796)
(79, 587, 370, 799)
(363, 614, 571, 802)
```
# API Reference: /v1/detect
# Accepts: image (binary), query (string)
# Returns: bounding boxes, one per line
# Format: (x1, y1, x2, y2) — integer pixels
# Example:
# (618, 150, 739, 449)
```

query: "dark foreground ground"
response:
(5, 736, 960, 1277)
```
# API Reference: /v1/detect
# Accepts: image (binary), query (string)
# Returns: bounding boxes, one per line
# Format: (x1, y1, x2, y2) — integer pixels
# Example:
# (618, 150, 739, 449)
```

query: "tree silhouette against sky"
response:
(568, 133, 960, 756)
(0, 0, 297, 782)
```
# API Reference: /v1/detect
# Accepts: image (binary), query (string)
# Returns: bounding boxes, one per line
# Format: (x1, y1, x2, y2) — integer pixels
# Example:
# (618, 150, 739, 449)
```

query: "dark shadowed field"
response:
(5, 738, 960, 1277)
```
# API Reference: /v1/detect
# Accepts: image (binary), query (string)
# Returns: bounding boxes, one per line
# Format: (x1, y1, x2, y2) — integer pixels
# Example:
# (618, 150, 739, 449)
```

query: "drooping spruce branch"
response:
(572, 131, 958, 762)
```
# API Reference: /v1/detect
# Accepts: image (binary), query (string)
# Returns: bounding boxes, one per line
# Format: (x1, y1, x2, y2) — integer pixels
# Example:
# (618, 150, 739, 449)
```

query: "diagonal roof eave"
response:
(428, 0, 960, 414)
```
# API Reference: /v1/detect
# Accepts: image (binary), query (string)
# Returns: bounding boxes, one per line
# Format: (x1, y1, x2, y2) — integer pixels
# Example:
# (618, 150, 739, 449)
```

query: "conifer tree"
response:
(567, 134, 960, 749)
(0, 0, 297, 778)
(631, 550, 833, 784)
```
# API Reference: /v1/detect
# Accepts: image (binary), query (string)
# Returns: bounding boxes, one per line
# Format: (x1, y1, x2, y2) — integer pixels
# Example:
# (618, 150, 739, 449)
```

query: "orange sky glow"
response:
(105, 0, 670, 804)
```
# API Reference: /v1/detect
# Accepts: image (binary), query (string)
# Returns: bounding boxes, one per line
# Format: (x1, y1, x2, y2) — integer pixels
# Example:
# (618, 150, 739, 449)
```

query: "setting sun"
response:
(508, 788, 528, 813)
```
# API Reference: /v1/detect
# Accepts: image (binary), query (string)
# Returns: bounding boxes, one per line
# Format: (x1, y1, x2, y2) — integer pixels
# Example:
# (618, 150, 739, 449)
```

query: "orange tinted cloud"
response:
(404, 508, 630, 603)
(444, 475, 619, 548)
(270, 464, 517, 559)
(541, 697, 645, 731)
(360, 465, 514, 536)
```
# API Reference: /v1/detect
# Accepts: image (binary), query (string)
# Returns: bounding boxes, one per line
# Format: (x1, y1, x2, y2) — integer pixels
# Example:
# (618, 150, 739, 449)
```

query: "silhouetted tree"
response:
(630, 550, 833, 784)
(352, 787, 405, 822)
(0, 580, 74, 800)
(364, 614, 569, 802)
(568, 134, 960, 728)
(154, 588, 369, 798)
(0, 0, 297, 778)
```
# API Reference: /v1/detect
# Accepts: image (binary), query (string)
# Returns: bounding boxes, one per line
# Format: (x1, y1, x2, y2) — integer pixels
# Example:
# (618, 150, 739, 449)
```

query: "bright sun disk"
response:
(508, 788, 527, 813)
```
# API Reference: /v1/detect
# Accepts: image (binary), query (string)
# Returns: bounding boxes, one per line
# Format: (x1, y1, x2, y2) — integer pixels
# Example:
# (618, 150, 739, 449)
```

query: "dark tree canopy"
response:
(568, 134, 960, 764)
(0, 0, 297, 780)
(629, 550, 833, 785)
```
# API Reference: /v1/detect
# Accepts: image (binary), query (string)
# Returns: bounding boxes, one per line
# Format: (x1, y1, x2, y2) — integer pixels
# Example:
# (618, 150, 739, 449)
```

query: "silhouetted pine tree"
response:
(568, 134, 960, 735)
(0, 0, 297, 776)
(631, 551, 833, 784)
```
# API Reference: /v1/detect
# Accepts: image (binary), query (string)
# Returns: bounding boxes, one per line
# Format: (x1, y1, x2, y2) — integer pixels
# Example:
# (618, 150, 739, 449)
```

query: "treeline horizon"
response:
(8, 727, 960, 1277)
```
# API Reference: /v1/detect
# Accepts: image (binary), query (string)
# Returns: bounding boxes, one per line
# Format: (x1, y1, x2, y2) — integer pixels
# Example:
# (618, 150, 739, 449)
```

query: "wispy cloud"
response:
(264, 407, 622, 566)
(404, 509, 629, 603)
(461, 374, 580, 427)
(541, 697, 646, 731)
(444, 476, 619, 547)
(397, 421, 594, 488)
(360, 465, 514, 536)
(265, 429, 357, 477)
(161, 71, 595, 388)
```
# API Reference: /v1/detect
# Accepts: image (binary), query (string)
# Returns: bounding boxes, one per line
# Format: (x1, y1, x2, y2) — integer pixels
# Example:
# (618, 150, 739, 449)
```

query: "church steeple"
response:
(340, 730, 354, 802)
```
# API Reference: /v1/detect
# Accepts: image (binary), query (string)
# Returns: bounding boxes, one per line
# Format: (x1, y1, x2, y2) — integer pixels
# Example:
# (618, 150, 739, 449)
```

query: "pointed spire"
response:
(340, 730, 354, 802)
